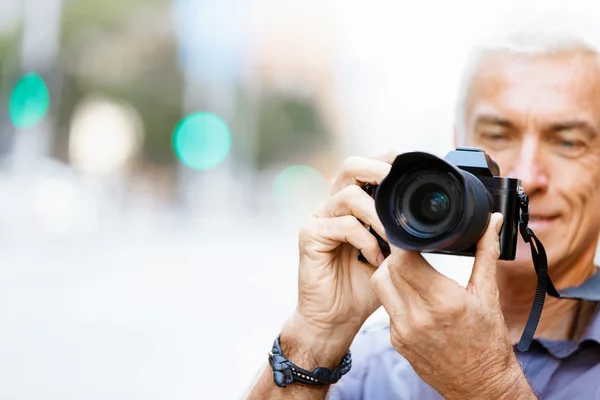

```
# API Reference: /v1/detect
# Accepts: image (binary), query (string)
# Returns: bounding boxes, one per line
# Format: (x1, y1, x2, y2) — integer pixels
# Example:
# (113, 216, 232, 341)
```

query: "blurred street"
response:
(0, 210, 477, 399)
(0, 214, 300, 400)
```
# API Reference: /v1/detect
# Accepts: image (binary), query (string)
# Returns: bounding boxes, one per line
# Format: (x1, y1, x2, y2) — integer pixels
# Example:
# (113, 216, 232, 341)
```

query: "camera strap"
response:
(516, 188, 600, 352)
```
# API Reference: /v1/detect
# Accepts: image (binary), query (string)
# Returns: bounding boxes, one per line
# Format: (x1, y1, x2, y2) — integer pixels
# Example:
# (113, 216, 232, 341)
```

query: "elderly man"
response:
(247, 15, 600, 399)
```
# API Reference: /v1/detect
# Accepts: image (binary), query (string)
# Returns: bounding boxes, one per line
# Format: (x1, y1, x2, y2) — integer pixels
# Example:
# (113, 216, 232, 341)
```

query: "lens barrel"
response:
(374, 152, 492, 253)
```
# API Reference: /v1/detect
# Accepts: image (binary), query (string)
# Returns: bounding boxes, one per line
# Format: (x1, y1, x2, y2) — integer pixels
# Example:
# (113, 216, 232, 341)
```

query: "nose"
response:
(507, 136, 549, 196)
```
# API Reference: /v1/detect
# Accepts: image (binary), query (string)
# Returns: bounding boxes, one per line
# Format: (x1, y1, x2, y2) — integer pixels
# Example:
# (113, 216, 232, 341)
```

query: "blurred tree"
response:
(0, 30, 21, 156)
(54, 0, 183, 166)
(0, 0, 332, 181)
(251, 92, 332, 171)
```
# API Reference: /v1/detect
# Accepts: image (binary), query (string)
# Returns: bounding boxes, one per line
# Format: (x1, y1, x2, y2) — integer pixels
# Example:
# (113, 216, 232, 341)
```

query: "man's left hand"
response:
(370, 213, 535, 399)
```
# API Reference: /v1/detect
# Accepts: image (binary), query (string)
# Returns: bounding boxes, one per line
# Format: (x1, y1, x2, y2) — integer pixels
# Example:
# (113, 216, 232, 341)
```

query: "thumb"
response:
(468, 212, 504, 295)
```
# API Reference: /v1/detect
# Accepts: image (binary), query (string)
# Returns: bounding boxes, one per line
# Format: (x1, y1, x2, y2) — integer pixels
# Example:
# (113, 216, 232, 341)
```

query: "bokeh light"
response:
(69, 96, 143, 176)
(272, 165, 329, 221)
(9, 73, 50, 128)
(172, 112, 231, 171)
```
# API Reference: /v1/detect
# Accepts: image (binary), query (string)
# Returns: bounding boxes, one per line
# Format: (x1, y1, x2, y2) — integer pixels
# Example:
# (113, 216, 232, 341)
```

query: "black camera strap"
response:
(516, 188, 600, 352)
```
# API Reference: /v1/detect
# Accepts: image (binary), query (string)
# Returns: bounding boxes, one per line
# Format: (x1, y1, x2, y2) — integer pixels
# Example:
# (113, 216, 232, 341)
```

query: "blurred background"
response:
(1, 0, 600, 399)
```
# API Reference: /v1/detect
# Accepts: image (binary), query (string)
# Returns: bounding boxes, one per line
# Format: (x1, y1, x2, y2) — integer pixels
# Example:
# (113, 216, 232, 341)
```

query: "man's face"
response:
(462, 51, 600, 275)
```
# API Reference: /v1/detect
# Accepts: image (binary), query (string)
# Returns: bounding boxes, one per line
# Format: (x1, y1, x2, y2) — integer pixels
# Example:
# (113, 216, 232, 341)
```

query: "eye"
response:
(479, 131, 509, 144)
(559, 140, 581, 148)
(552, 137, 587, 157)
(486, 133, 506, 140)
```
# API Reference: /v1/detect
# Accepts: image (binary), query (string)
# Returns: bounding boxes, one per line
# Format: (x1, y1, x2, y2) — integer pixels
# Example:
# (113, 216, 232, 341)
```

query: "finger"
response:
(370, 149, 404, 164)
(319, 184, 388, 242)
(468, 212, 504, 296)
(370, 259, 407, 318)
(331, 157, 392, 194)
(387, 245, 458, 302)
(301, 215, 385, 266)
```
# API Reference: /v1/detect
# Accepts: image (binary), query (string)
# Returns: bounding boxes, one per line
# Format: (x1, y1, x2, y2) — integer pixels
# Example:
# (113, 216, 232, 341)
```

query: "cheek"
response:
(554, 165, 600, 256)
(551, 158, 600, 210)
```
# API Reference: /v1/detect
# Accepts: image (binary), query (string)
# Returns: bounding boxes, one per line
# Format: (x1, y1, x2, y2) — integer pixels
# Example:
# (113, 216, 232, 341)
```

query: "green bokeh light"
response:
(273, 165, 329, 220)
(173, 112, 231, 171)
(9, 73, 50, 128)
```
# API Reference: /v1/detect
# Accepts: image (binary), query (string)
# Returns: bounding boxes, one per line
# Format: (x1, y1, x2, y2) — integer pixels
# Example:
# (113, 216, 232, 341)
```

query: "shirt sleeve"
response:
(327, 324, 392, 400)
(326, 323, 443, 400)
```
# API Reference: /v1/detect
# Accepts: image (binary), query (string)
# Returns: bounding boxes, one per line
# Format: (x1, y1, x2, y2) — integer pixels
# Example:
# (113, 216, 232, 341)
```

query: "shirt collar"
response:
(534, 302, 600, 359)
(581, 301, 600, 343)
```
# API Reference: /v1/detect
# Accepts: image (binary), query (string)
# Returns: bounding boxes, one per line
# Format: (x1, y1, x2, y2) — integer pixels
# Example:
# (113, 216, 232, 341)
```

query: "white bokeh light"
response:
(69, 96, 143, 176)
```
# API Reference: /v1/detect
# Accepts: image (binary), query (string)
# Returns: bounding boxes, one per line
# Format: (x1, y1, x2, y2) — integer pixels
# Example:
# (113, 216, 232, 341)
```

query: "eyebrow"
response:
(546, 120, 598, 139)
(474, 114, 598, 139)
(474, 115, 515, 129)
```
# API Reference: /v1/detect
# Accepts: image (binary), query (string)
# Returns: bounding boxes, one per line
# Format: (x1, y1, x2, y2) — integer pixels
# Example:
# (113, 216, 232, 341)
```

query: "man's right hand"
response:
(247, 152, 398, 399)
(280, 151, 397, 368)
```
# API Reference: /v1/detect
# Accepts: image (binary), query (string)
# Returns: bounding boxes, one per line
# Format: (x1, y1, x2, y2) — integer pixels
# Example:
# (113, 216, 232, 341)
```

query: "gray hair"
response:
(454, 12, 600, 144)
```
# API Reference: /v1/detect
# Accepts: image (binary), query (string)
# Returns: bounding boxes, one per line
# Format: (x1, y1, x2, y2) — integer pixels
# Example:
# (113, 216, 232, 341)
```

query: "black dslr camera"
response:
(364, 147, 522, 260)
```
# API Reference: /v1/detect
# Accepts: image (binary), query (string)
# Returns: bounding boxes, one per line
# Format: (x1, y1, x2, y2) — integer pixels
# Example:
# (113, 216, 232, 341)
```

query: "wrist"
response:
(474, 362, 536, 400)
(279, 311, 358, 370)
(493, 364, 537, 400)
(442, 358, 536, 400)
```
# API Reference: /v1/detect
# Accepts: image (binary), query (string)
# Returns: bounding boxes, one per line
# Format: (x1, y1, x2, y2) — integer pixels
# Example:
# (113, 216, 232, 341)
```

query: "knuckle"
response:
(341, 214, 361, 230)
(386, 258, 401, 281)
(360, 243, 378, 261)
(487, 285, 501, 303)
(380, 149, 396, 159)
(335, 184, 364, 206)
(341, 156, 362, 171)
(330, 185, 368, 214)
(372, 149, 402, 164)
(345, 183, 365, 197)
(387, 252, 410, 276)
(482, 240, 500, 258)
(298, 218, 320, 243)
(366, 233, 380, 249)
(370, 265, 388, 288)
(381, 150, 399, 163)
(322, 219, 341, 239)
(491, 242, 501, 259)
(370, 274, 382, 290)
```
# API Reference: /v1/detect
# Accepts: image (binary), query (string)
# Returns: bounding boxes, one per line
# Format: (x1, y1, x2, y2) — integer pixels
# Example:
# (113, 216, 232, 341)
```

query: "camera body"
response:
(368, 147, 521, 260)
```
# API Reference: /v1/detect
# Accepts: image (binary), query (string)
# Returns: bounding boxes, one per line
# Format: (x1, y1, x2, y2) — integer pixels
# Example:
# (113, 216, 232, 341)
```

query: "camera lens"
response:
(373, 151, 494, 254)
(395, 171, 461, 239)
(411, 186, 450, 224)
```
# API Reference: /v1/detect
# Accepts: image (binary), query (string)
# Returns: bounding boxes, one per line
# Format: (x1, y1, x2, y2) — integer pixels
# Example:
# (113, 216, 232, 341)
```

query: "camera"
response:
(365, 147, 521, 260)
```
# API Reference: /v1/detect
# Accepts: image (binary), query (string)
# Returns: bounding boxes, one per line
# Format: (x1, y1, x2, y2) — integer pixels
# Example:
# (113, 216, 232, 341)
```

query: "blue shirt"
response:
(329, 303, 600, 399)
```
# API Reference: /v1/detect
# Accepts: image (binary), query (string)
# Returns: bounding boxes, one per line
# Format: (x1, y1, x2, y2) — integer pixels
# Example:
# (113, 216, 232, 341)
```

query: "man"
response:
(247, 14, 600, 399)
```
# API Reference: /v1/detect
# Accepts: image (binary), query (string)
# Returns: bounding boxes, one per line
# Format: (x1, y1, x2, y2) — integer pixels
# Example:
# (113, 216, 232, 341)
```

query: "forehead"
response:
(465, 51, 600, 125)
